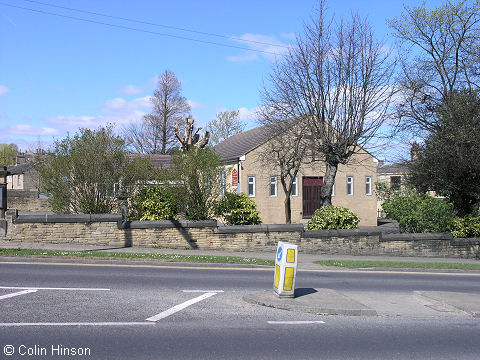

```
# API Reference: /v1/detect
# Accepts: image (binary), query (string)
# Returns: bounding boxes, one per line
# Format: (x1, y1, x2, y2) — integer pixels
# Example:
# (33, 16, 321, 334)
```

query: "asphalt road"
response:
(1, 259, 479, 359)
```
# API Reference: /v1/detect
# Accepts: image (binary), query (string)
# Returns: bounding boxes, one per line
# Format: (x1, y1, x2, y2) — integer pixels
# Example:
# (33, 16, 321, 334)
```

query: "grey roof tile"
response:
(126, 154, 171, 169)
(377, 162, 410, 175)
(214, 125, 274, 162)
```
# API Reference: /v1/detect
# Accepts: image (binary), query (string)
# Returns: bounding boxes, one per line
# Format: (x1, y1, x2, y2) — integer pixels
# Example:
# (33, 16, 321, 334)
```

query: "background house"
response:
(215, 125, 379, 226)
(7, 162, 51, 213)
(376, 162, 409, 218)
(376, 143, 424, 217)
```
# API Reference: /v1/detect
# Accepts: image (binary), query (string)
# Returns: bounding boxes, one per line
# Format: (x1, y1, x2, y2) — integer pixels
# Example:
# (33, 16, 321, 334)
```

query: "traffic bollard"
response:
(273, 241, 298, 298)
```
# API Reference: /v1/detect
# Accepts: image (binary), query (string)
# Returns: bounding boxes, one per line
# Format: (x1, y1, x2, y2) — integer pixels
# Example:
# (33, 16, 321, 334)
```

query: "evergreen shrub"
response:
(214, 192, 262, 225)
(306, 206, 359, 230)
(133, 186, 178, 220)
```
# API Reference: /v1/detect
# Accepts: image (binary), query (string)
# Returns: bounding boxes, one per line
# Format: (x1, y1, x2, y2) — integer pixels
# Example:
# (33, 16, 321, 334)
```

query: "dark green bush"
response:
(132, 186, 178, 220)
(214, 192, 262, 225)
(450, 214, 480, 238)
(306, 206, 359, 230)
(382, 194, 454, 233)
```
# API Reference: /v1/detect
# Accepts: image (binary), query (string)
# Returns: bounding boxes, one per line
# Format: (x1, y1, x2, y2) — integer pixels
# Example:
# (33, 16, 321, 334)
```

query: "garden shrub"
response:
(132, 186, 178, 221)
(306, 206, 359, 230)
(450, 214, 480, 238)
(214, 192, 262, 225)
(382, 194, 454, 233)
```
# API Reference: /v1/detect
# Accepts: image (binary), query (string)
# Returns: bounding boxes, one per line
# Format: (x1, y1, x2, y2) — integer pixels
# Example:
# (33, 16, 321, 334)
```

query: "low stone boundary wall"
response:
(3, 212, 479, 259)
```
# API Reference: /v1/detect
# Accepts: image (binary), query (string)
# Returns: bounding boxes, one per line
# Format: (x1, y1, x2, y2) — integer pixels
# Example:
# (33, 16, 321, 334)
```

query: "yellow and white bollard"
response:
(273, 241, 298, 298)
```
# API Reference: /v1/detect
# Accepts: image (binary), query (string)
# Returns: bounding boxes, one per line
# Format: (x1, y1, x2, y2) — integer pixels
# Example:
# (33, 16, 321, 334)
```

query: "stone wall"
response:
(3, 213, 480, 259)
(7, 190, 52, 213)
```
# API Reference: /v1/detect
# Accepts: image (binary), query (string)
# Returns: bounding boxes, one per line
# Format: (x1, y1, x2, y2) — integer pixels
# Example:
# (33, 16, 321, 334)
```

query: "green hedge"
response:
(214, 192, 262, 225)
(382, 194, 453, 233)
(132, 186, 178, 221)
(306, 206, 359, 230)
(450, 214, 480, 238)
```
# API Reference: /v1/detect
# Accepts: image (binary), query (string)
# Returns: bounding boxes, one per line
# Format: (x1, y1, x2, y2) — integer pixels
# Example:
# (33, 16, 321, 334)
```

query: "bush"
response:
(375, 182, 416, 202)
(306, 206, 359, 230)
(168, 148, 221, 220)
(450, 214, 480, 238)
(132, 186, 178, 221)
(382, 194, 453, 233)
(214, 192, 262, 225)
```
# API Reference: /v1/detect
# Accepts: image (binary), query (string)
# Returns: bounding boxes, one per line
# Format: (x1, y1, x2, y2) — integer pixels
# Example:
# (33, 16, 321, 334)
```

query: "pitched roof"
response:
(127, 154, 171, 169)
(214, 125, 274, 162)
(377, 162, 410, 175)
(7, 163, 31, 175)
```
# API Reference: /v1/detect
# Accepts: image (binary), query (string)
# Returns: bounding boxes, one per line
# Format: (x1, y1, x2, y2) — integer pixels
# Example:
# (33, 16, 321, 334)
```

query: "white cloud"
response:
(237, 107, 258, 122)
(4, 124, 60, 137)
(118, 84, 142, 95)
(45, 95, 153, 134)
(46, 115, 99, 131)
(227, 33, 292, 62)
(0, 85, 9, 97)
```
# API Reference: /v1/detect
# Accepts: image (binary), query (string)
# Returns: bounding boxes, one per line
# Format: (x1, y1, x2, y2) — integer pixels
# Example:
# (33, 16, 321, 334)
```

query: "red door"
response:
(302, 177, 323, 218)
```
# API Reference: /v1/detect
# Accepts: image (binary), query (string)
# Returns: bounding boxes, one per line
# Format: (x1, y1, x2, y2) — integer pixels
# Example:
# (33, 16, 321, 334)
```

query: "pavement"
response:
(1, 239, 479, 318)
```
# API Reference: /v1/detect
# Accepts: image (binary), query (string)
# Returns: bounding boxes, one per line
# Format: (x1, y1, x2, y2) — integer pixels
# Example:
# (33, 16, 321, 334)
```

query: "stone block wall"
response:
(3, 213, 480, 259)
(7, 190, 52, 213)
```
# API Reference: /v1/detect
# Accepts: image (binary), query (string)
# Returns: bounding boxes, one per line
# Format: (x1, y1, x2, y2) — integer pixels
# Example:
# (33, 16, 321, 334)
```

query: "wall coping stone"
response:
(380, 232, 453, 242)
(121, 219, 218, 229)
(303, 227, 382, 238)
(451, 238, 480, 245)
(217, 225, 269, 233)
(216, 224, 304, 234)
(14, 213, 122, 224)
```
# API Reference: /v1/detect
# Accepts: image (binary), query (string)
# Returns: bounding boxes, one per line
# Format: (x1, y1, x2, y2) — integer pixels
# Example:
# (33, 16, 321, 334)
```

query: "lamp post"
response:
(0, 165, 8, 219)
(0, 165, 8, 236)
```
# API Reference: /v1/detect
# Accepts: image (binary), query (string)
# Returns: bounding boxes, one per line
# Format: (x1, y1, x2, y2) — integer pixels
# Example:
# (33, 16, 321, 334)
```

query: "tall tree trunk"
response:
(161, 113, 168, 154)
(321, 161, 338, 207)
(284, 196, 292, 224)
(280, 177, 292, 224)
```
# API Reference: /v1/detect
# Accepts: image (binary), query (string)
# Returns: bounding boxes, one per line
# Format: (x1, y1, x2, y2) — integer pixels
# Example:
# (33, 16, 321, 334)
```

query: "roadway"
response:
(1, 259, 479, 359)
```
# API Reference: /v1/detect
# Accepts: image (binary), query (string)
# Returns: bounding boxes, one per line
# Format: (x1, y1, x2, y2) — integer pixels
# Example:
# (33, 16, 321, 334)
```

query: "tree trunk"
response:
(321, 162, 338, 207)
(280, 176, 292, 224)
(161, 113, 168, 154)
(284, 196, 292, 224)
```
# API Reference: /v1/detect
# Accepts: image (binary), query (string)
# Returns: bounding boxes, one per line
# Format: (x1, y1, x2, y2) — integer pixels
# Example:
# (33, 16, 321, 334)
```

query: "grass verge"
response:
(0, 248, 274, 266)
(314, 259, 480, 270)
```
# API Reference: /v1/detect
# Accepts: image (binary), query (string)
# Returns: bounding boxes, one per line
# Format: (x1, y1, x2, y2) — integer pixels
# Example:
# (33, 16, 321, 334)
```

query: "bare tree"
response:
(388, 0, 480, 135)
(174, 117, 210, 152)
(122, 122, 151, 154)
(124, 70, 190, 154)
(207, 109, 245, 145)
(260, 0, 395, 207)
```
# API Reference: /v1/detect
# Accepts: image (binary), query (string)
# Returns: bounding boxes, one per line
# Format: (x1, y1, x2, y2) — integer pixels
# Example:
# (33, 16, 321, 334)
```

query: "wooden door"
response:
(302, 177, 323, 218)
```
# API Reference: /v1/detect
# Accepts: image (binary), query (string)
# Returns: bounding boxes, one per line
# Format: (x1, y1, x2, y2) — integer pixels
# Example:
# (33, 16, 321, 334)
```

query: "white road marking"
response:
(146, 292, 218, 322)
(0, 286, 110, 291)
(0, 322, 155, 327)
(267, 321, 326, 325)
(0, 289, 37, 300)
(182, 290, 224, 293)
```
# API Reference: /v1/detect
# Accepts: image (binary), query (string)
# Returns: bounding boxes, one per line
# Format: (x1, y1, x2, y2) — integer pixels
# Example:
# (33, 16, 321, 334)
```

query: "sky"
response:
(0, 0, 446, 160)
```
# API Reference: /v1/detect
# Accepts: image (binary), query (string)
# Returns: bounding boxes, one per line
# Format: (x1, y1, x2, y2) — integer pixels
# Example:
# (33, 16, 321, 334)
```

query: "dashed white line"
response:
(0, 289, 37, 300)
(182, 290, 224, 293)
(146, 292, 218, 322)
(0, 286, 110, 291)
(267, 321, 326, 325)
